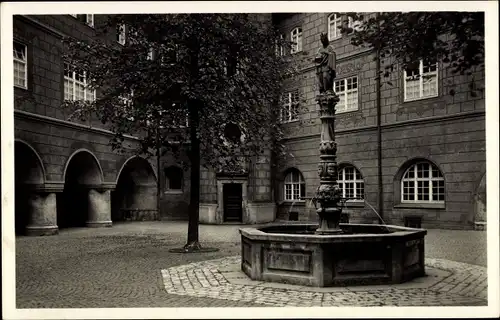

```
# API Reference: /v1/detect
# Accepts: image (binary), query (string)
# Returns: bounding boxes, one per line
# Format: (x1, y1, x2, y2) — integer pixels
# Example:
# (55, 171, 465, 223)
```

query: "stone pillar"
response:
(25, 192, 59, 236)
(314, 91, 343, 234)
(87, 188, 112, 227)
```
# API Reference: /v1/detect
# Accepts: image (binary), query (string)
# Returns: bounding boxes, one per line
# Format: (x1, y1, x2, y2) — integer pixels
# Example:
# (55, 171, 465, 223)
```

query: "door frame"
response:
(223, 183, 243, 222)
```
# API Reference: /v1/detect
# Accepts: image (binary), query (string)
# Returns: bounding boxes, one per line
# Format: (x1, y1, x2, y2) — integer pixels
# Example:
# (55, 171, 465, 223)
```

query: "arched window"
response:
(290, 27, 302, 54)
(284, 169, 305, 201)
(401, 162, 444, 203)
(165, 166, 183, 191)
(337, 166, 364, 200)
(328, 13, 342, 41)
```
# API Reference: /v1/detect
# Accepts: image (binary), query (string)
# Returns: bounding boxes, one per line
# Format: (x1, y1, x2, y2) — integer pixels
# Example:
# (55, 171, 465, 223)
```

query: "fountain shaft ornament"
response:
(314, 33, 343, 235)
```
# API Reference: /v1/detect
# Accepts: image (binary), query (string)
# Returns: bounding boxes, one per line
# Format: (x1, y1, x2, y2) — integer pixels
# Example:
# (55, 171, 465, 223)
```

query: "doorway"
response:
(223, 183, 242, 222)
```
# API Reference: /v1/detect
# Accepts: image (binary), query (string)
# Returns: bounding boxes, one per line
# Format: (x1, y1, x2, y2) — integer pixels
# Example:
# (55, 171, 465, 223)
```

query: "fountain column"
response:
(315, 91, 343, 234)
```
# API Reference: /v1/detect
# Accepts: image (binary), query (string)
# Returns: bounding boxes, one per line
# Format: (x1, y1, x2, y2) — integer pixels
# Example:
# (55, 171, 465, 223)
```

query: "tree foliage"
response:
(62, 14, 303, 250)
(342, 12, 485, 94)
(64, 14, 303, 167)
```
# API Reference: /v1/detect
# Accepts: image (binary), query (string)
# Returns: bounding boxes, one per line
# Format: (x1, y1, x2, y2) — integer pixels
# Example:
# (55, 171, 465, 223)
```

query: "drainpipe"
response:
(375, 13, 384, 223)
(156, 128, 161, 221)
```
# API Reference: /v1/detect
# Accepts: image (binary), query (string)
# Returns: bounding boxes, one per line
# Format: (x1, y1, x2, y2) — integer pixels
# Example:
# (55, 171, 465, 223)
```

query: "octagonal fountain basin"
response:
(239, 223, 427, 287)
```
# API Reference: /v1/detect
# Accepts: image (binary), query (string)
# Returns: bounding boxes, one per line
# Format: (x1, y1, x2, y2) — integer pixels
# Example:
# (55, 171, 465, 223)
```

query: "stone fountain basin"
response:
(239, 223, 426, 287)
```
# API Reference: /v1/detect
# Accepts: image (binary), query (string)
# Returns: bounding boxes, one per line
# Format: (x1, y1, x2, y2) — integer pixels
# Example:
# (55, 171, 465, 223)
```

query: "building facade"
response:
(272, 13, 486, 230)
(12, 13, 486, 236)
(13, 14, 165, 236)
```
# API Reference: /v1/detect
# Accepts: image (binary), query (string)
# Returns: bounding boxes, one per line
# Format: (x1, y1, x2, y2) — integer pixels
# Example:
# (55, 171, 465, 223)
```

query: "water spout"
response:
(341, 197, 387, 226)
(363, 199, 387, 226)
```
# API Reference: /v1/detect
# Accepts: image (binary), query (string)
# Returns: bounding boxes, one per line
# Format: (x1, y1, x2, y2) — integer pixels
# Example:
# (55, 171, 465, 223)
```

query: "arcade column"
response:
(24, 184, 62, 236)
(86, 184, 114, 228)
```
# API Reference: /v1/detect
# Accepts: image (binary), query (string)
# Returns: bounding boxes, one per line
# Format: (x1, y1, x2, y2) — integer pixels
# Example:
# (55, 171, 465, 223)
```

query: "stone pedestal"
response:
(87, 189, 112, 227)
(25, 192, 59, 236)
(314, 91, 343, 234)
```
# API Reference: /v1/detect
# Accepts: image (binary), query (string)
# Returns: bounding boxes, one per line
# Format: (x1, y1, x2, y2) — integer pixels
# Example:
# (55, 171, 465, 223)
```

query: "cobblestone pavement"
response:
(161, 256, 487, 307)
(13, 221, 488, 308)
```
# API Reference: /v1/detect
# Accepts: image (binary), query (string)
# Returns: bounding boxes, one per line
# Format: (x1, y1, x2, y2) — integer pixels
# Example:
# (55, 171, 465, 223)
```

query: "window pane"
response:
(166, 167, 183, 190)
(64, 79, 73, 100)
(422, 74, 437, 97)
(338, 182, 344, 197)
(336, 92, 345, 112)
(285, 184, 292, 200)
(345, 182, 354, 198)
(13, 42, 26, 60)
(356, 182, 364, 199)
(405, 77, 419, 100)
(404, 166, 415, 179)
(403, 180, 415, 201)
(417, 163, 429, 178)
(345, 167, 354, 180)
(417, 180, 429, 200)
(346, 90, 358, 111)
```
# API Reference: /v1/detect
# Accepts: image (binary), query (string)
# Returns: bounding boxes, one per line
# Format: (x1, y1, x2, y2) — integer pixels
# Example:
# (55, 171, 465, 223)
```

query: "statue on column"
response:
(314, 33, 337, 93)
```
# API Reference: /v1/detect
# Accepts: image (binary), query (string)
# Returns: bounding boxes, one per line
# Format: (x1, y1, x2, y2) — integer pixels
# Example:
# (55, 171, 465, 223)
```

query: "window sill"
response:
(164, 190, 183, 195)
(336, 108, 359, 115)
(394, 202, 445, 209)
(403, 94, 440, 104)
(14, 84, 28, 90)
(280, 200, 306, 206)
(280, 119, 300, 124)
(343, 201, 365, 208)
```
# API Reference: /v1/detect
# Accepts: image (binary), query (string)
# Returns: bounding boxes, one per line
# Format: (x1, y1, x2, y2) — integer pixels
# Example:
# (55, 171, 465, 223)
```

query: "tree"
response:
(342, 12, 485, 95)
(62, 14, 302, 252)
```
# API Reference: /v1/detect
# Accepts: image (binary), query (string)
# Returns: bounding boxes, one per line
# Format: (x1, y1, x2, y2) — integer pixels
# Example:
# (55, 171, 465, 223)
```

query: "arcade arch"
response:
(14, 140, 45, 235)
(112, 156, 157, 221)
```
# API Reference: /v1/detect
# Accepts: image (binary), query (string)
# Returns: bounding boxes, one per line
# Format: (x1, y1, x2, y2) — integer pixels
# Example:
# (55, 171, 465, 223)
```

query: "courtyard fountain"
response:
(239, 33, 427, 287)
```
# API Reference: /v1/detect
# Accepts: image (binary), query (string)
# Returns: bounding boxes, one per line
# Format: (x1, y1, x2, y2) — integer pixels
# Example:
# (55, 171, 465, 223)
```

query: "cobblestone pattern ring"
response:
(161, 256, 487, 307)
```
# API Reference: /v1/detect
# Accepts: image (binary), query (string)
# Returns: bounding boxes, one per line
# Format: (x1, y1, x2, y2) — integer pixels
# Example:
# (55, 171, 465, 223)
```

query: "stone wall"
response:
(274, 12, 486, 229)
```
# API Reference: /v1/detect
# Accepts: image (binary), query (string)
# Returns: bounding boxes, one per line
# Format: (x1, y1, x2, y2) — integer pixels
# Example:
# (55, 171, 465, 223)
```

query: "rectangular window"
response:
(404, 60, 438, 101)
(147, 47, 155, 60)
(328, 14, 342, 40)
(280, 90, 299, 123)
(13, 41, 27, 89)
(275, 34, 285, 57)
(64, 63, 95, 102)
(86, 14, 94, 27)
(347, 16, 363, 33)
(334, 76, 358, 113)
(117, 24, 126, 45)
(290, 28, 302, 54)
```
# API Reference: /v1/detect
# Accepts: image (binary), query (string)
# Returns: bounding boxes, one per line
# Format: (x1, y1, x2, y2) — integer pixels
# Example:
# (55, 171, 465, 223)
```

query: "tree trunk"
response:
(185, 99, 201, 250)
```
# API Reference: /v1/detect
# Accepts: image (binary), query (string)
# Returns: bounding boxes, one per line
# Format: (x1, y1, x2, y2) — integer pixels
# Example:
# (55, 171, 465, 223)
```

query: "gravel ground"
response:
(13, 221, 488, 309)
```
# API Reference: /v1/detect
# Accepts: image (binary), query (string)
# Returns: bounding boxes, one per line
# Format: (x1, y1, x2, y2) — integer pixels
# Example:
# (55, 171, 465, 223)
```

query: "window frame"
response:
(333, 75, 359, 113)
(279, 89, 300, 123)
(275, 34, 285, 57)
(328, 13, 342, 41)
(283, 169, 305, 202)
(290, 27, 302, 54)
(13, 41, 28, 90)
(64, 63, 96, 102)
(117, 24, 126, 45)
(401, 162, 445, 204)
(164, 166, 184, 192)
(85, 14, 94, 28)
(347, 16, 363, 34)
(337, 166, 365, 201)
(403, 59, 439, 102)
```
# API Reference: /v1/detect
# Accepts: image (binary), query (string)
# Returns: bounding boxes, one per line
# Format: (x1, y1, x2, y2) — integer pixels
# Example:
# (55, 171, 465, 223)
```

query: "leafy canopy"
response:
(63, 14, 299, 169)
(342, 12, 484, 94)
